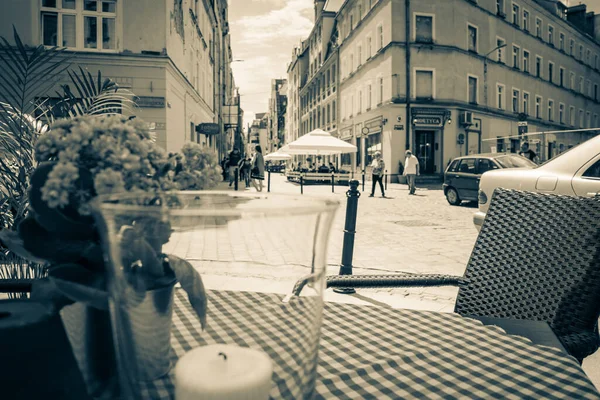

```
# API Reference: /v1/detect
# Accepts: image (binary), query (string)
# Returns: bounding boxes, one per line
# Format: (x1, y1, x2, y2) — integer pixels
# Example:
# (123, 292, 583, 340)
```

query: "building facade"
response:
(248, 113, 268, 154)
(336, 0, 600, 178)
(0, 0, 240, 158)
(287, 0, 600, 179)
(267, 78, 287, 152)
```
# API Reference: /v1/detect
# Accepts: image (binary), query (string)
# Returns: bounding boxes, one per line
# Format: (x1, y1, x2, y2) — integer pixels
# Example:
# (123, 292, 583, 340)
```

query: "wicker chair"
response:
(325, 188, 600, 363)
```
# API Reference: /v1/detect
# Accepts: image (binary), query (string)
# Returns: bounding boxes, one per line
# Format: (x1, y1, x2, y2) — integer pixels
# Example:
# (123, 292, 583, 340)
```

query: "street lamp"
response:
(483, 43, 507, 106)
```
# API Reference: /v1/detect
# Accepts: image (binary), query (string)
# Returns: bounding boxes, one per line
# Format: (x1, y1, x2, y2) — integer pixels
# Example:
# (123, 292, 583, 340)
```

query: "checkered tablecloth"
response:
(141, 289, 600, 399)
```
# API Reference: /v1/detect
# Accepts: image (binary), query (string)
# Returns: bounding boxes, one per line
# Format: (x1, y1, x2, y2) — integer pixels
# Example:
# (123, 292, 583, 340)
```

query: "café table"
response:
(142, 289, 600, 399)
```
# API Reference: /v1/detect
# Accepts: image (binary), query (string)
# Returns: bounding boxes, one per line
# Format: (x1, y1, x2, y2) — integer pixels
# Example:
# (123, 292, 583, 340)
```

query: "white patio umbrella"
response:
(285, 129, 357, 155)
(264, 151, 292, 161)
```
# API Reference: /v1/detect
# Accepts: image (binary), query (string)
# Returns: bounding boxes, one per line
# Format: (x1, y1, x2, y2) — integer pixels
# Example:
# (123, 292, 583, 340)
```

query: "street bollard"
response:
(267, 170, 271, 192)
(300, 174, 304, 195)
(234, 168, 239, 191)
(385, 169, 388, 191)
(361, 170, 365, 192)
(331, 173, 335, 193)
(334, 179, 360, 294)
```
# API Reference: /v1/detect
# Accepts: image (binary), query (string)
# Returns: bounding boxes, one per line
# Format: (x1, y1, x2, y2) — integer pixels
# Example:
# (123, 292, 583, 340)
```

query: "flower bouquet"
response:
(0, 115, 209, 395)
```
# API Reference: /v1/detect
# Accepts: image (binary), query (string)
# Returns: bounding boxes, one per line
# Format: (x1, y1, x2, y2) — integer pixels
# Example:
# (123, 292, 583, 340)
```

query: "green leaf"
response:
(167, 254, 207, 330)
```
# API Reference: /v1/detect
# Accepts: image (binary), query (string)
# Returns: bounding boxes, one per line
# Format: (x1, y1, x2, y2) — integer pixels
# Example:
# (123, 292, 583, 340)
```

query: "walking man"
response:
(227, 148, 242, 187)
(403, 150, 419, 195)
(369, 151, 385, 197)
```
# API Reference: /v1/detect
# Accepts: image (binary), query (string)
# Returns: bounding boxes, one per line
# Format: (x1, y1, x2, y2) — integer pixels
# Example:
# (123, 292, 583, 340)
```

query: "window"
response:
(579, 76, 584, 93)
(457, 158, 476, 174)
(496, 0, 505, 15)
(559, 103, 565, 124)
(535, 17, 542, 38)
(570, 72, 575, 90)
(548, 62, 554, 83)
(535, 96, 542, 118)
(512, 88, 520, 113)
(579, 45, 583, 60)
(523, 9, 529, 31)
(332, 100, 336, 120)
(415, 69, 434, 99)
(582, 159, 600, 178)
(497, 83, 505, 109)
(496, 37, 506, 62)
(468, 75, 478, 104)
(496, 137, 506, 152)
(569, 39, 574, 56)
(595, 83, 598, 101)
(559, 67, 564, 87)
(523, 50, 529, 72)
(586, 49, 591, 64)
(512, 45, 520, 69)
(587, 80, 592, 97)
(478, 159, 499, 174)
(523, 92, 529, 115)
(548, 25, 554, 45)
(366, 35, 372, 58)
(41, 0, 117, 50)
(415, 14, 433, 43)
(535, 56, 542, 77)
(377, 24, 383, 50)
(595, 114, 599, 128)
(579, 109, 584, 127)
(358, 90, 362, 113)
(378, 77, 384, 104)
(596, 54, 599, 70)
(467, 24, 477, 53)
(569, 106, 575, 126)
(512, 3, 519, 26)
(357, 45, 362, 66)
(559, 32, 565, 50)
(587, 111, 591, 128)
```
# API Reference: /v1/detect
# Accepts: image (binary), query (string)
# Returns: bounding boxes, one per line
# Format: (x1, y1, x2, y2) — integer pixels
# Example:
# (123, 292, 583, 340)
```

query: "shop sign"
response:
(394, 124, 404, 131)
(340, 128, 353, 139)
(135, 96, 166, 108)
(413, 116, 442, 126)
(196, 123, 220, 135)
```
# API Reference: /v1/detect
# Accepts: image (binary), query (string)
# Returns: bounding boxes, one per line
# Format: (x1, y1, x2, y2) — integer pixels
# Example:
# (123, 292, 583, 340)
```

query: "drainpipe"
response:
(405, 0, 411, 152)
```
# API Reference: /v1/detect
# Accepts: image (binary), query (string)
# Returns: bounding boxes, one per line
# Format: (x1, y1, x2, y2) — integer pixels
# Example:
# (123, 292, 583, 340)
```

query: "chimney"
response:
(567, 4, 587, 27)
(315, 0, 326, 22)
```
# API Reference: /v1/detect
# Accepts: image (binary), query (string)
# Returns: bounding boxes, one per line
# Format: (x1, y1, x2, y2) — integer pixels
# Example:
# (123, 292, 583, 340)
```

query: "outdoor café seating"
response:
(324, 188, 600, 363)
(1, 188, 600, 399)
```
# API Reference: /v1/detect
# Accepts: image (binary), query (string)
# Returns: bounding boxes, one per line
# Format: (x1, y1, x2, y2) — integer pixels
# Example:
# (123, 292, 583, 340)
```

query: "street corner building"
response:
(285, 0, 600, 182)
(0, 0, 244, 159)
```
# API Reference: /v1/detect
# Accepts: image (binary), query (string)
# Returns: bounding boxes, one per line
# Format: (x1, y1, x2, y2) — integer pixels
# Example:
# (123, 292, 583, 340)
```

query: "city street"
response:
(217, 172, 600, 385)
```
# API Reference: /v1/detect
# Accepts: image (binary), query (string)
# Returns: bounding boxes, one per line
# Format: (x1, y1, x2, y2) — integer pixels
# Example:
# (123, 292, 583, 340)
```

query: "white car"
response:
(474, 135, 600, 230)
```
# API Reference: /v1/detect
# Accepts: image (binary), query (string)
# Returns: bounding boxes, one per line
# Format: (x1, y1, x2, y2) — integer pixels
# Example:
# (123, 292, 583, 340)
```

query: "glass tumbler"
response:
(92, 191, 339, 399)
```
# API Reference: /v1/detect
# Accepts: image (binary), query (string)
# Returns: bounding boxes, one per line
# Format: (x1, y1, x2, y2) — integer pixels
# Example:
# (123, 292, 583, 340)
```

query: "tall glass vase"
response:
(93, 191, 339, 399)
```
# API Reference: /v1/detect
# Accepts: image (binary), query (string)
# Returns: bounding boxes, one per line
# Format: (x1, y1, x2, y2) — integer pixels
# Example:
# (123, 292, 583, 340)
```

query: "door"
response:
(447, 157, 479, 201)
(416, 131, 435, 174)
(572, 157, 600, 197)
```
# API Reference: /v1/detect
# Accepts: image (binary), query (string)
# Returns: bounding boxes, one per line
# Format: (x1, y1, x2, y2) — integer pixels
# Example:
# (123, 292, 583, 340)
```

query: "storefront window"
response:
(366, 132, 382, 165)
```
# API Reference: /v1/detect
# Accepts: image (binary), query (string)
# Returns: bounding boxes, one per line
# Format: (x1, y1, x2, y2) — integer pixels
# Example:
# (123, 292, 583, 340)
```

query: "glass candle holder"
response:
(92, 191, 339, 399)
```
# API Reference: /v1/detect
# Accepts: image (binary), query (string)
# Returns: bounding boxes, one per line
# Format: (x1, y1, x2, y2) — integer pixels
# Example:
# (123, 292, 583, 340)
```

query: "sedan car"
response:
(443, 153, 537, 205)
(474, 134, 600, 230)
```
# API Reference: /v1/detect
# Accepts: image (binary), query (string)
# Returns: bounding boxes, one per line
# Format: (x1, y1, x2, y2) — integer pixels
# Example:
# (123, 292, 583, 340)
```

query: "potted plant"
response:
(0, 115, 209, 397)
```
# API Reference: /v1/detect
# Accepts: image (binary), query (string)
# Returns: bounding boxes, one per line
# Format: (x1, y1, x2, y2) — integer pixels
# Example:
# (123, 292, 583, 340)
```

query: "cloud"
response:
(235, 0, 314, 46)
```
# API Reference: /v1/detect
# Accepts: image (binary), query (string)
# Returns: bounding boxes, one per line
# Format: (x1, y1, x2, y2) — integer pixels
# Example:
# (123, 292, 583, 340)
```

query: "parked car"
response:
(443, 153, 537, 205)
(474, 135, 600, 230)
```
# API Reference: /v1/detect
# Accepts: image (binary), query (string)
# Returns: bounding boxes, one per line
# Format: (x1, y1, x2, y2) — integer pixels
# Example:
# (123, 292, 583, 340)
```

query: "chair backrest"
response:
(455, 189, 600, 339)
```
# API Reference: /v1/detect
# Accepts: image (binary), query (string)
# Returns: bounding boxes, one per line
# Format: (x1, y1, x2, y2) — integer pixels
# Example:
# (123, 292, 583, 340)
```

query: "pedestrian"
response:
(220, 156, 228, 181)
(518, 142, 538, 163)
(251, 145, 265, 192)
(328, 162, 336, 173)
(369, 151, 385, 197)
(403, 150, 420, 195)
(240, 157, 252, 187)
(227, 147, 242, 187)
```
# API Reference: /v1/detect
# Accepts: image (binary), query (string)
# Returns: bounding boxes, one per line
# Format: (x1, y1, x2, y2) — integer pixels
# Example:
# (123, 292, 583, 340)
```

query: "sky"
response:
(228, 0, 600, 131)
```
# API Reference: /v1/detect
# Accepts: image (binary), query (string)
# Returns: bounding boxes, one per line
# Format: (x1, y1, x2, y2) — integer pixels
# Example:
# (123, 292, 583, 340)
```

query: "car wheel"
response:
(446, 187, 461, 206)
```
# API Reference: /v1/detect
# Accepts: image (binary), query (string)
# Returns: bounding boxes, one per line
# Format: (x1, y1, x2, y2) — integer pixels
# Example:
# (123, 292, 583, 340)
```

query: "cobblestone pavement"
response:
(213, 172, 478, 312)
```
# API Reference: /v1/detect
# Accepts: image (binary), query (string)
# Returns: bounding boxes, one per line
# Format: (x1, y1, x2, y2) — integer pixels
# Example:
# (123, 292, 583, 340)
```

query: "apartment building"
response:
(333, 0, 600, 177)
(267, 79, 287, 152)
(0, 0, 240, 158)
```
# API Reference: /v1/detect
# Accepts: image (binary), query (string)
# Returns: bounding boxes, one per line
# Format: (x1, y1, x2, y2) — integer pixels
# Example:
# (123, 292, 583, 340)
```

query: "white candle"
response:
(175, 344, 273, 400)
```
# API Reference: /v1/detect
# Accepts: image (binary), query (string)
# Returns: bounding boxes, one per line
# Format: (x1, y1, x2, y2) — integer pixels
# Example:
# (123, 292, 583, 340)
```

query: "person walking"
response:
(251, 145, 265, 192)
(239, 157, 252, 188)
(227, 148, 242, 187)
(518, 142, 538, 163)
(403, 150, 420, 195)
(369, 151, 385, 197)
